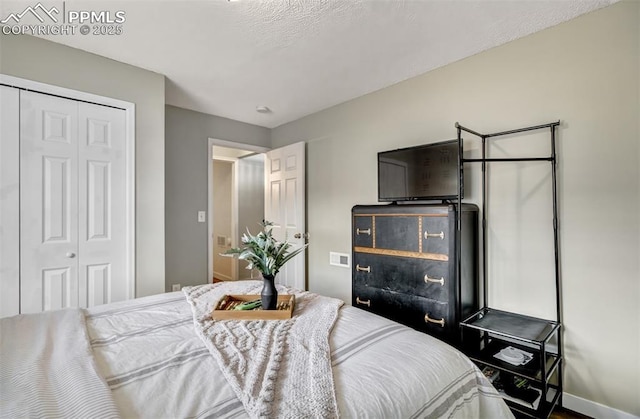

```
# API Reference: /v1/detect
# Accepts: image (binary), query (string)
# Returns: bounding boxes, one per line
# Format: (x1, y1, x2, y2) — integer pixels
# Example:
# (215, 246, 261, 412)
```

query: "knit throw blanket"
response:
(183, 281, 343, 419)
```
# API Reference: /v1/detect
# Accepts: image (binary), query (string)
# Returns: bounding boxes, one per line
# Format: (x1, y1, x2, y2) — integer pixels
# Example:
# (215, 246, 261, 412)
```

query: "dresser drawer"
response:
(353, 253, 450, 302)
(353, 215, 373, 248)
(352, 284, 450, 337)
(353, 213, 452, 255)
(421, 215, 451, 255)
(375, 216, 420, 252)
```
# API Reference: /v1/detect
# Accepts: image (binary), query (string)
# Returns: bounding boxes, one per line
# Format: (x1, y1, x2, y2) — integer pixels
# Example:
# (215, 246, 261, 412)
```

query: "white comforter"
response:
(2, 282, 513, 419)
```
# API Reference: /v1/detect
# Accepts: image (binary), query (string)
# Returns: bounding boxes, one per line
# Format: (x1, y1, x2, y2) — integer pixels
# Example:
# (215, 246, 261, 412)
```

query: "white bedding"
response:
(2, 281, 513, 418)
(0, 309, 119, 418)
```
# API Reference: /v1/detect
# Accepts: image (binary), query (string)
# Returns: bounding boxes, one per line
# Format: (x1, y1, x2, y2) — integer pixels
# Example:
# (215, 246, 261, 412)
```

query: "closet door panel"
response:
(0, 86, 20, 317)
(42, 267, 73, 311)
(20, 91, 79, 313)
(78, 102, 128, 307)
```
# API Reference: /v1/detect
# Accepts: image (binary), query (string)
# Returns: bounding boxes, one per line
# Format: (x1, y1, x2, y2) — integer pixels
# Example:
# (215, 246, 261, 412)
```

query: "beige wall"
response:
(0, 35, 166, 298)
(212, 160, 233, 280)
(272, 2, 639, 416)
(236, 154, 265, 280)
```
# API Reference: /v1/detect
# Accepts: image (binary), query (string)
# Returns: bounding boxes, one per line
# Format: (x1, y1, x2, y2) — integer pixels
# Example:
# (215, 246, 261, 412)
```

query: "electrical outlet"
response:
(172, 284, 181, 292)
(197, 211, 206, 223)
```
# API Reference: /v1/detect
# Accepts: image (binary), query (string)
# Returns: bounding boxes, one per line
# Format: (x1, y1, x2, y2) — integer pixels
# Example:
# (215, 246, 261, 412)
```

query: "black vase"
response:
(261, 274, 278, 310)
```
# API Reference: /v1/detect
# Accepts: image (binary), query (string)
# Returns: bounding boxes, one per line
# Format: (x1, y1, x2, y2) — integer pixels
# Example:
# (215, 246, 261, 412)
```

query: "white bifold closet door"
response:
(19, 90, 127, 313)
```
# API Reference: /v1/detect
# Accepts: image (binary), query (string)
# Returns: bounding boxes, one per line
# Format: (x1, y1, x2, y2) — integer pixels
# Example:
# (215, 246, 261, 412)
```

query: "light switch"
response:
(197, 211, 206, 223)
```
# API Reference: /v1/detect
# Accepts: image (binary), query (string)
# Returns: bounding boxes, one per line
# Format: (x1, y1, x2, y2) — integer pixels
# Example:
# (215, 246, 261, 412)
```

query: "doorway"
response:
(208, 139, 269, 282)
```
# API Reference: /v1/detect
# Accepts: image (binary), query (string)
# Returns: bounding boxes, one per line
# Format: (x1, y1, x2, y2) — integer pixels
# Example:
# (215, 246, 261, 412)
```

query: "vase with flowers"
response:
(224, 220, 306, 310)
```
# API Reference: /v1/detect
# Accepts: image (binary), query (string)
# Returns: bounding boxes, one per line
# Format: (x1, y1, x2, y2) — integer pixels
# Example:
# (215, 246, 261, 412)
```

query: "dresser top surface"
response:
(352, 203, 478, 215)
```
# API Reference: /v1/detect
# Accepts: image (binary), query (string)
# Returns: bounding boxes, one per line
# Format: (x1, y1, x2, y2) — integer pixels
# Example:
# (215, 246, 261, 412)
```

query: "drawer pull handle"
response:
(356, 264, 371, 273)
(356, 228, 371, 236)
(424, 314, 445, 327)
(424, 230, 445, 240)
(356, 297, 371, 307)
(424, 275, 445, 286)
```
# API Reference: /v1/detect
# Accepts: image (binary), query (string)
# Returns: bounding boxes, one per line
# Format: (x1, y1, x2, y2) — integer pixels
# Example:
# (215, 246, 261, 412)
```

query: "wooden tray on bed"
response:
(211, 294, 295, 320)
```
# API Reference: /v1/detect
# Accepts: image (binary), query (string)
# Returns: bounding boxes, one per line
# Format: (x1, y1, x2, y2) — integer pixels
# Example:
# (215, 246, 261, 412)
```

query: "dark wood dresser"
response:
(351, 203, 479, 344)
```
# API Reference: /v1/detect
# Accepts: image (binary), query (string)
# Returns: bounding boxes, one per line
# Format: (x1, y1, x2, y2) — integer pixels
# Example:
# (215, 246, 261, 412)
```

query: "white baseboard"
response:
(563, 393, 639, 419)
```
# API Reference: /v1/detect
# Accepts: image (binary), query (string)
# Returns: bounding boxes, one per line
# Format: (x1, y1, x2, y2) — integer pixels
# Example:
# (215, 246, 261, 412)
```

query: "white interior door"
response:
(19, 90, 128, 313)
(264, 142, 306, 290)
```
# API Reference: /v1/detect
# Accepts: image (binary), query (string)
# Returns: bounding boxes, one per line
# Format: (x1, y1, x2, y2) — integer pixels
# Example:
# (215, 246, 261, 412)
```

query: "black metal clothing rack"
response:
(455, 121, 563, 418)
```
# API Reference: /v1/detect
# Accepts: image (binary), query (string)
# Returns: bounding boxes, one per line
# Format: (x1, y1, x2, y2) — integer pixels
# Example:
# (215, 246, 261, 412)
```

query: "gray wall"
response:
(271, 2, 639, 416)
(0, 35, 166, 298)
(164, 105, 270, 291)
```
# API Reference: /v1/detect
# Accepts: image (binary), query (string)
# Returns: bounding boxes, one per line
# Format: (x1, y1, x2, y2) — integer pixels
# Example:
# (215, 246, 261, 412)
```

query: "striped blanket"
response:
(1, 282, 514, 418)
(0, 309, 119, 419)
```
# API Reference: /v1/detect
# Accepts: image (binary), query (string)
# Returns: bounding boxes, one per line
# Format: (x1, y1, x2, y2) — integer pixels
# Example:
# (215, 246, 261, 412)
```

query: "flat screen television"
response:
(378, 139, 462, 202)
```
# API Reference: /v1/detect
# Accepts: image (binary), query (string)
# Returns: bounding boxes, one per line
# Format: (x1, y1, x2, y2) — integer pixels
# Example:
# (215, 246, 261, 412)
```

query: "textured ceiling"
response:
(1, 0, 618, 128)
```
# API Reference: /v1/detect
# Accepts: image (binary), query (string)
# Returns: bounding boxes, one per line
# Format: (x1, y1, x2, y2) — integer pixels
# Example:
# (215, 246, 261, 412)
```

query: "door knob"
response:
(294, 232, 309, 239)
(66, 252, 76, 258)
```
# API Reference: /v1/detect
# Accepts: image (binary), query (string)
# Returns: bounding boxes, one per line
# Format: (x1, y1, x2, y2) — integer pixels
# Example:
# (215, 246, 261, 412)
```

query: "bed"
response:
(1, 280, 513, 418)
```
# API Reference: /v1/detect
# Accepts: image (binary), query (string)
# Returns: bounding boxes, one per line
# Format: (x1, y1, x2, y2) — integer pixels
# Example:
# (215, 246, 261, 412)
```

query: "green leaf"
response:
(222, 220, 308, 276)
